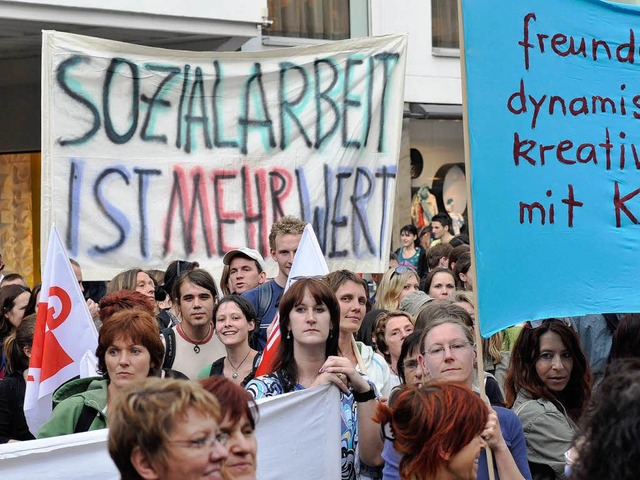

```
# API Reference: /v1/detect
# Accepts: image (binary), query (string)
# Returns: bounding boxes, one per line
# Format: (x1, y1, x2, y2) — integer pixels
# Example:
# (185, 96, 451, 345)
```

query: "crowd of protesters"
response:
(0, 212, 639, 480)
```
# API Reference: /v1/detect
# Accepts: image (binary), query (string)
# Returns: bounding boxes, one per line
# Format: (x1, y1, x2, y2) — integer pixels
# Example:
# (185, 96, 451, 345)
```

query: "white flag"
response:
(24, 225, 99, 436)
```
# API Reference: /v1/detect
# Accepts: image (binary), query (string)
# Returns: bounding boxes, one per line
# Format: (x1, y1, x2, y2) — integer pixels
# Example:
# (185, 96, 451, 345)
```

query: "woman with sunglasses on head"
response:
(245, 277, 383, 480)
(505, 319, 591, 479)
(395, 224, 428, 279)
(374, 266, 420, 312)
(417, 317, 531, 480)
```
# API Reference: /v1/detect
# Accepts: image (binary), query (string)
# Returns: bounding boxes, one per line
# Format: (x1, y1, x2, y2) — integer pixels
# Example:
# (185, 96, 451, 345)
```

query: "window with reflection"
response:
(432, 0, 460, 54)
(267, 0, 350, 40)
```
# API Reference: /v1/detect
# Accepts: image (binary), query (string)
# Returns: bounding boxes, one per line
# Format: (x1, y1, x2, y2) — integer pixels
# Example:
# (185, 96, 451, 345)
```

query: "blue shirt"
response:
(382, 406, 531, 480)
(241, 280, 284, 351)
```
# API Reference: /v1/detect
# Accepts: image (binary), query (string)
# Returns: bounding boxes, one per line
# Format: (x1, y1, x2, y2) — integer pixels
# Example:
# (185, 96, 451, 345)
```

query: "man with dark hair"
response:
(223, 247, 266, 294)
(162, 269, 225, 379)
(242, 215, 306, 351)
(430, 213, 454, 245)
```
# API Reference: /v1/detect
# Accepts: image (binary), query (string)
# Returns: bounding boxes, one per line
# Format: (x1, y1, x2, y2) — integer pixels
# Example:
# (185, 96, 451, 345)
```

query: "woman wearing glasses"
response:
(505, 320, 591, 479)
(418, 317, 531, 480)
(245, 277, 383, 480)
(109, 377, 229, 480)
(374, 266, 420, 311)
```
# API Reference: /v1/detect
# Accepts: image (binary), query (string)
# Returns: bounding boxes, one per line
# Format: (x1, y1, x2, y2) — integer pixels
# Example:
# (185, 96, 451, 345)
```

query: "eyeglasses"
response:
(168, 431, 230, 451)
(391, 265, 416, 278)
(424, 341, 473, 358)
(402, 359, 420, 371)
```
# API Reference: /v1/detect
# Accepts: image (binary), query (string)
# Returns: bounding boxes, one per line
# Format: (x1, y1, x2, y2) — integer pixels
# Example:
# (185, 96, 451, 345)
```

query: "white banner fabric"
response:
(1, 384, 341, 479)
(41, 31, 407, 280)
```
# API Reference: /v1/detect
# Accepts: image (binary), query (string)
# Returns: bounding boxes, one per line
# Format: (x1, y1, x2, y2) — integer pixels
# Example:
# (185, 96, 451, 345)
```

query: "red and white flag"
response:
(24, 225, 99, 435)
(255, 224, 329, 376)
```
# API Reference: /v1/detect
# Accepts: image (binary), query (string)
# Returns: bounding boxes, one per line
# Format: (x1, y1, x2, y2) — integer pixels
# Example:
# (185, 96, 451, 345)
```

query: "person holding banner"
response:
(374, 266, 420, 311)
(418, 317, 531, 480)
(108, 377, 228, 480)
(245, 277, 383, 480)
(38, 308, 164, 438)
(0, 314, 36, 443)
(505, 320, 592, 480)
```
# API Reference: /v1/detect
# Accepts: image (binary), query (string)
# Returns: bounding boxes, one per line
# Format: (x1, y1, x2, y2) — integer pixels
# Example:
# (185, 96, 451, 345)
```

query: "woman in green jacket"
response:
(38, 307, 164, 437)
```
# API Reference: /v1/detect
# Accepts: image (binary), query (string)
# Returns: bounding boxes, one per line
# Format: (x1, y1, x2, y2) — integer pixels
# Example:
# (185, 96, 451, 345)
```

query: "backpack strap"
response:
(162, 327, 176, 369)
(256, 282, 274, 322)
(74, 404, 99, 433)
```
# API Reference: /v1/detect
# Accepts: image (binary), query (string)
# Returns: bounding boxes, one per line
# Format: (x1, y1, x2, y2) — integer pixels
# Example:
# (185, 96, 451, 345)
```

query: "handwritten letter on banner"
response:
(460, 0, 640, 335)
(41, 32, 407, 279)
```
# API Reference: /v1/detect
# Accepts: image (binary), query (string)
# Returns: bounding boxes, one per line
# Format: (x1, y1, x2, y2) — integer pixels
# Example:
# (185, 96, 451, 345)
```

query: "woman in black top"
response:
(0, 313, 36, 442)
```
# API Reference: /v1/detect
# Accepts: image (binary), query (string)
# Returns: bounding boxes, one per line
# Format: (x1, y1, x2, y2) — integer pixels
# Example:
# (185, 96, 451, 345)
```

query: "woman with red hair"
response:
(377, 382, 489, 480)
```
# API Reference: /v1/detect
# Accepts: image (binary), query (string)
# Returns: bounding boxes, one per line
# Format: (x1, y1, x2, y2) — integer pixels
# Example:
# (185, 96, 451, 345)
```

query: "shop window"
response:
(265, 0, 368, 43)
(431, 0, 460, 56)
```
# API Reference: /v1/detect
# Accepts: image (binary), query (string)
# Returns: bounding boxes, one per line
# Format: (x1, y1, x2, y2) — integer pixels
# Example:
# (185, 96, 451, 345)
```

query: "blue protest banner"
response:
(460, 0, 640, 336)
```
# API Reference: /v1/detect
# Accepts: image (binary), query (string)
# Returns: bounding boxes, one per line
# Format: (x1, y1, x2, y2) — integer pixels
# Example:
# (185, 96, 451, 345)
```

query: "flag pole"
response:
(457, 0, 496, 478)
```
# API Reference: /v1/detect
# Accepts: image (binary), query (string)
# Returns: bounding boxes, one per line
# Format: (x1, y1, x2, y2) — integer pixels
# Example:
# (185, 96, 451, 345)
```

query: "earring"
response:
(329, 330, 333, 339)
(287, 331, 291, 340)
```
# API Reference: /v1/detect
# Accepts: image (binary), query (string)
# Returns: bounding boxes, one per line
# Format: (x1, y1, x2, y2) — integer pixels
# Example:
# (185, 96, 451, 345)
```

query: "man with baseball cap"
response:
(223, 247, 267, 295)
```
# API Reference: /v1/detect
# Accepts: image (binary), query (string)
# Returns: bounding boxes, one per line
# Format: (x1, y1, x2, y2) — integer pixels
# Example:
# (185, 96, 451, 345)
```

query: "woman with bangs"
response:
(201, 376, 259, 480)
(38, 308, 164, 438)
(505, 320, 592, 479)
(374, 266, 420, 312)
(245, 277, 383, 480)
(199, 296, 259, 386)
(377, 382, 489, 480)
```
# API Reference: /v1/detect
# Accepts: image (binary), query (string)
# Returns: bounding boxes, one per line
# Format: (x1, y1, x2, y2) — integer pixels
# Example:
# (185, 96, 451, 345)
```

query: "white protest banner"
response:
(1, 384, 340, 480)
(41, 31, 407, 280)
(24, 225, 99, 435)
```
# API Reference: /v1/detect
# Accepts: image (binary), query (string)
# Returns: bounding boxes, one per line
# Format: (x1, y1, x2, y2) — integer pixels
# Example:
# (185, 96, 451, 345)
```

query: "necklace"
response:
(179, 323, 212, 353)
(227, 350, 252, 379)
